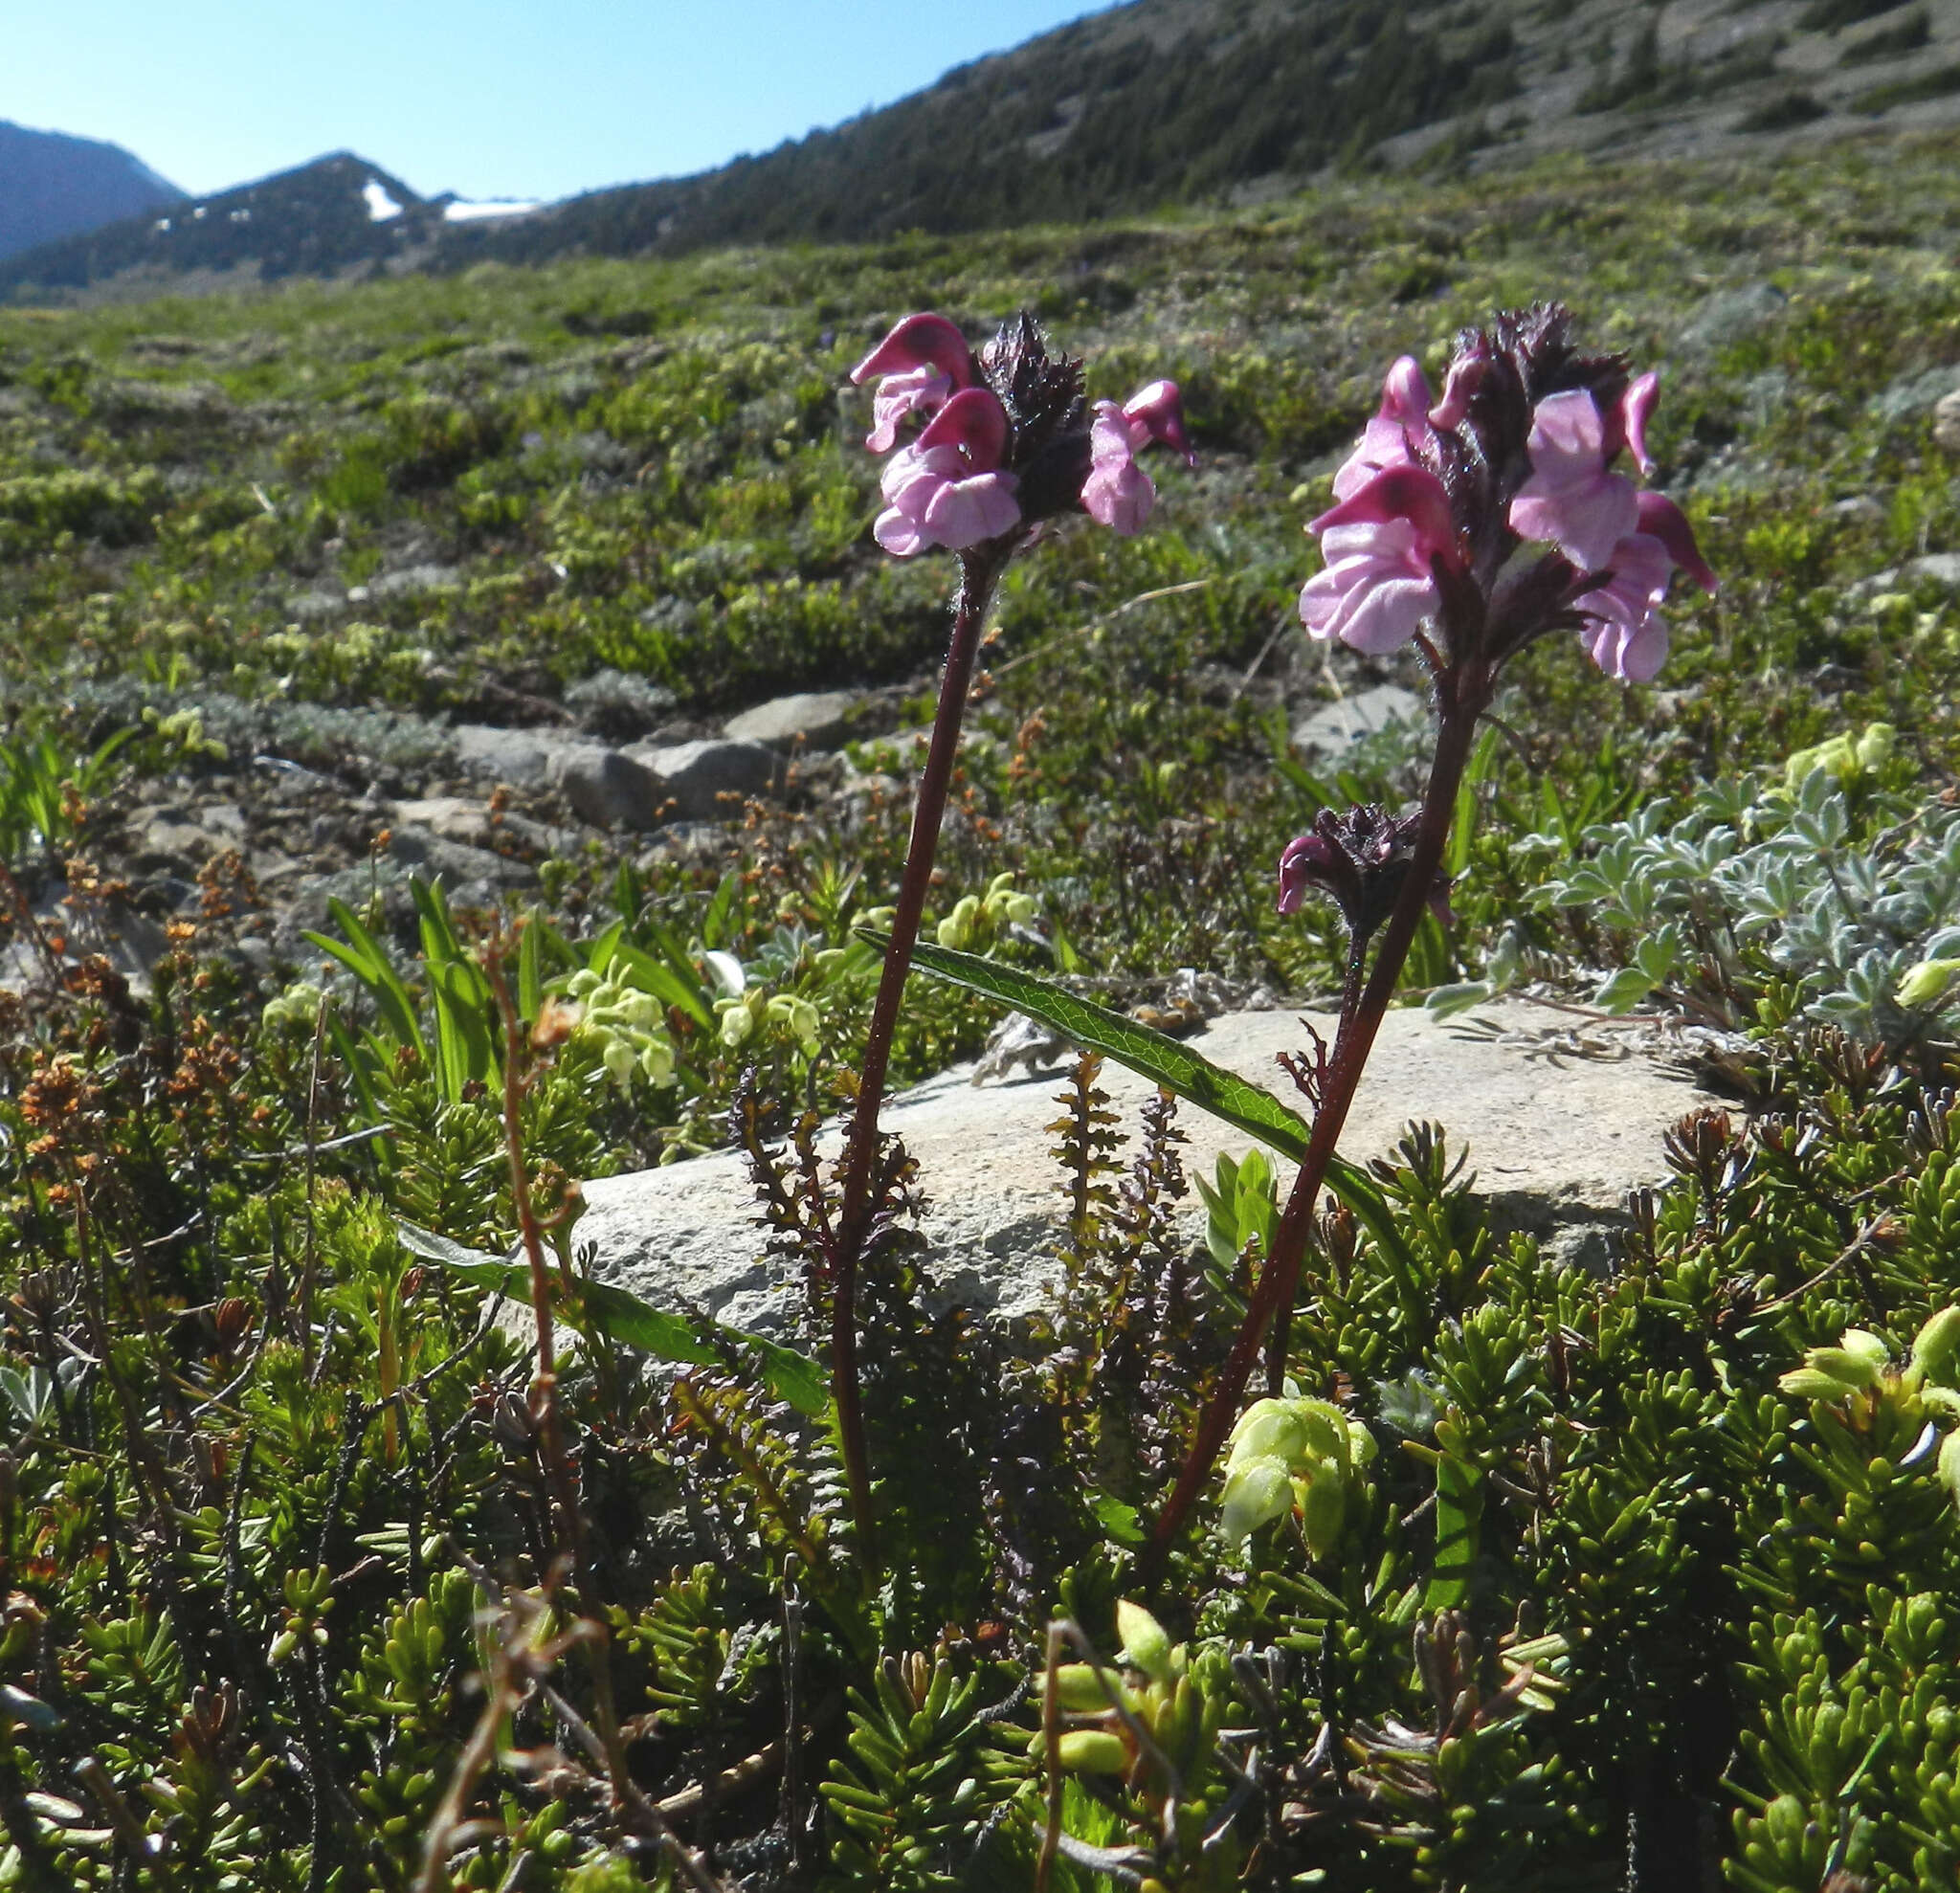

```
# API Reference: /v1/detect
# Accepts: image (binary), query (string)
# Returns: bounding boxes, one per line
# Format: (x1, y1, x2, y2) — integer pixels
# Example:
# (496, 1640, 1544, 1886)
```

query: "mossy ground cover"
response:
(0, 134, 1955, 1889)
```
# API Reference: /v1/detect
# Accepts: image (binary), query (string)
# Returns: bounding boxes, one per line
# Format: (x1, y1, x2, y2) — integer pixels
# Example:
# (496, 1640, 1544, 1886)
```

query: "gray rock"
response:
(575, 999, 1720, 1335)
(1908, 552, 1960, 591)
(558, 746, 669, 831)
(628, 739, 784, 821)
(1936, 390, 1960, 455)
(724, 690, 860, 751)
(390, 796, 496, 848)
(387, 825, 536, 892)
(1870, 366, 1960, 425)
(452, 724, 567, 788)
(1677, 282, 1787, 356)
(1291, 683, 1425, 758)
(564, 668, 678, 741)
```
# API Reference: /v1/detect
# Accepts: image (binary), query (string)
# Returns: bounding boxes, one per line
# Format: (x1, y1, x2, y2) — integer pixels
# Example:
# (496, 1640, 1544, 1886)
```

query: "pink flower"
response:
(1507, 390, 1639, 572)
(1573, 493, 1718, 683)
(851, 313, 974, 453)
(1333, 356, 1433, 501)
(872, 387, 1020, 556)
(1301, 463, 1461, 656)
(1080, 380, 1195, 535)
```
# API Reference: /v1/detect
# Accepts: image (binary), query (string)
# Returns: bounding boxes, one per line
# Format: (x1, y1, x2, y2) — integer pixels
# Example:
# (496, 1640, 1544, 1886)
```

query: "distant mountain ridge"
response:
(6, 0, 1960, 300)
(0, 121, 182, 262)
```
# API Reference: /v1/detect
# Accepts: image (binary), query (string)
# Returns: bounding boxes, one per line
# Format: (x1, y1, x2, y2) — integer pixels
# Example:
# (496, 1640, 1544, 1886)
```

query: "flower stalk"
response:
(830, 542, 1007, 1559)
(1147, 303, 1714, 1570)
(832, 311, 1193, 1560)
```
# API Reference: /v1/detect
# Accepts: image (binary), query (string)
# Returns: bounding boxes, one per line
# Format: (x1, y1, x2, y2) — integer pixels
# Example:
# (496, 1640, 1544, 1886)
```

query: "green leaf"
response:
(395, 1220, 827, 1414)
(1086, 1491, 1146, 1547)
(306, 899, 426, 1058)
(1427, 1451, 1482, 1610)
(888, 937, 1412, 1271)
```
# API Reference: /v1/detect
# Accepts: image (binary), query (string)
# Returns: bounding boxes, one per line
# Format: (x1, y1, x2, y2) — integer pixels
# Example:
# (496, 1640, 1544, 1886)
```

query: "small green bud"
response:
(1911, 1307, 1960, 1387)
(1899, 959, 1960, 1010)
(1115, 1600, 1174, 1685)
(1056, 1730, 1129, 1775)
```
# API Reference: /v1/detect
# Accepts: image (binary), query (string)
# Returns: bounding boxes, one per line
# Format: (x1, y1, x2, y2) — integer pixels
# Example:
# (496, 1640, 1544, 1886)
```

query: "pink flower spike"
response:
(914, 386, 1012, 471)
(1310, 463, 1459, 569)
(865, 365, 952, 453)
(1507, 389, 1639, 572)
(850, 312, 973, 390)
(1620, 371, 1660, 477)
(1121, 380, 1196, 466)
(1635, 491, 1717, 593)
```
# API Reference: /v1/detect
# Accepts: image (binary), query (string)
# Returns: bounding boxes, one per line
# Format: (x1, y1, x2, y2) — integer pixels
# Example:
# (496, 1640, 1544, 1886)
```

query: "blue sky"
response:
(8, 2, 1113, 204)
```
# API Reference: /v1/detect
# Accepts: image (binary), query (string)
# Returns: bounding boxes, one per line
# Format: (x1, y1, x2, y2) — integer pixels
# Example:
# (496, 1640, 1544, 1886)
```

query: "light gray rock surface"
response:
(724, 690, 861, 750)
(627, 739, 785, 821)
(577, 998, 1721, 1335)
(1291, 684, 1425, 758)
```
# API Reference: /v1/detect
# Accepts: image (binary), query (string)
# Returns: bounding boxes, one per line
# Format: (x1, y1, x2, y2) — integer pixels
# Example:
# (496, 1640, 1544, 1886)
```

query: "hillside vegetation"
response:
(0, 134, 1957, 1889)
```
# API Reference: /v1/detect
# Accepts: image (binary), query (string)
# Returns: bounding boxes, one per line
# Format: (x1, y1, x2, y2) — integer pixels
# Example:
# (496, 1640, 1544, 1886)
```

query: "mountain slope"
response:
(0, 153, 436, 295)
(0, 121, 182, 261)
(6, 0, 1960, 301)
(445, 0, 1960, 266)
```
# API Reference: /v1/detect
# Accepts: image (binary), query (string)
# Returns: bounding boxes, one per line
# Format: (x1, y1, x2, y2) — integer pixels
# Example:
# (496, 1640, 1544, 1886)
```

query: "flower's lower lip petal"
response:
(1335, 577, 1438, 654)
(874, 508, 926, 557)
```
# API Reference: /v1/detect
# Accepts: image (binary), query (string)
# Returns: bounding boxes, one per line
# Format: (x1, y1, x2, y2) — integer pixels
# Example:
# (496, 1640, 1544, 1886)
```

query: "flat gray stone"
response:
(452, 724, 567, 788)
(1291, 683, 1425, 758)
(724, 690, 860, 750)
(576, 998, 1720, 1335)
(628, 739, 784, 821)
(559, 746, 668, 831)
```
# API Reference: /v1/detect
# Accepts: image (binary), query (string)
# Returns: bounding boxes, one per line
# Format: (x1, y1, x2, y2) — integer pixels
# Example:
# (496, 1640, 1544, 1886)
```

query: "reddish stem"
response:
(830, 544, 1009, 1564)
(1145, 702, 1481, 1577)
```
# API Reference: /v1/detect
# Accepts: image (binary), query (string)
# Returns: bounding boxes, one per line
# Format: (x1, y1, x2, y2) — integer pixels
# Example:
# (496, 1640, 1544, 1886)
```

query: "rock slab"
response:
(578, 999, 1720, 1335)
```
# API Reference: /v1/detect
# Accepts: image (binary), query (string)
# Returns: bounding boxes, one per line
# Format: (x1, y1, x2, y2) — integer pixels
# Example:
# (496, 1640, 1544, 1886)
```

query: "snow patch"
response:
(442, 198, 542, 223)
(363, 180, 404, 223)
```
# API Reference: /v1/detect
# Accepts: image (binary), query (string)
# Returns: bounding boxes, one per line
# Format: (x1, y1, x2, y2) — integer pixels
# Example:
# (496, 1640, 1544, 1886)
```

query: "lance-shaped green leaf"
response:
(396, 1220, 826, 1414)
(883, 936, 1411, 1270)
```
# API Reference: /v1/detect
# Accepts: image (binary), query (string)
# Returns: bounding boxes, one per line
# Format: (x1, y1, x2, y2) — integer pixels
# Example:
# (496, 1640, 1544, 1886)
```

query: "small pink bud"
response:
(1619, 371, 1660, 477)
(1634, 491, 1715, 593)
(1121, 380, 1196, 467)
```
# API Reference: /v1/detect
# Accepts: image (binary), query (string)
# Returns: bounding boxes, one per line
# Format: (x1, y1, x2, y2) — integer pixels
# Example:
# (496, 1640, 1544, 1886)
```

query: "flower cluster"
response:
(1219, 1394, 1377, 1552)
(1277, 805, 1450, 952)
(851, 312, 1193, 558)
(1300, 304, 1716, 684)
(563, 967, 677, 1092)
